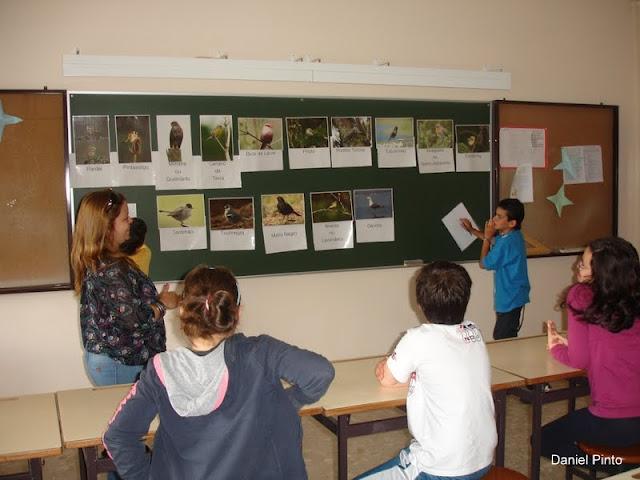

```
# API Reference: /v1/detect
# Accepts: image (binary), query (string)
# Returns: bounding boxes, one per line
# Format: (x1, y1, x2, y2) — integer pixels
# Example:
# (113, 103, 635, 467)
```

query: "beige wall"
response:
(0, 0, 637, 396)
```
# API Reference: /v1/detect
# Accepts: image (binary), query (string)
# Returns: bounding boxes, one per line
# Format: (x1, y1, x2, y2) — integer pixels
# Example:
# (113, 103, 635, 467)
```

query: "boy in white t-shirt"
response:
(355, 261, 497, 480)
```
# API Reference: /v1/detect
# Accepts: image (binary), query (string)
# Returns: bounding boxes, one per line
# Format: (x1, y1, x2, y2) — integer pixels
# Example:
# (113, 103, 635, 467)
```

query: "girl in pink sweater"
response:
(542, 237, 640, 473)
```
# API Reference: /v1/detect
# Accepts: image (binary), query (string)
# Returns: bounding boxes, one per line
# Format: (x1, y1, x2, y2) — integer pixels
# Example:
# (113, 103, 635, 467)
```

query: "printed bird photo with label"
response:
(417, 119, 454, 149)
(72, 115, 111, 165)
(261, 193, 305, 226)
(285, 117, 329, 149)
(156, 194, 205, 229)
(200, 115, 233, 161)
(209, 197, 254, 230)
(330, 116, 372, 148)
(353, 189, 394, 220)
(311, 191, 353, 223)
(115, 115, 152, 163)
(238, 117, 283, 151)
(375, 117, 414, 148)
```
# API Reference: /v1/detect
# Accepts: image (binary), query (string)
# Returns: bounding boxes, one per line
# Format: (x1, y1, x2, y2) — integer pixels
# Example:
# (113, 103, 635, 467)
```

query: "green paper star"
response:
(553, 148, 577, 179)
(546, 185, 574, 217)
(0, 100, 23, 142)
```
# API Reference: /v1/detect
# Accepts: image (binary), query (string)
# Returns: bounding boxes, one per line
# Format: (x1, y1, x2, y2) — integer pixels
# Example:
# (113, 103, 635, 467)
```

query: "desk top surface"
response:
(0, 393, 61, 462)
(487, 335, 584, 384)
(57, 385, 159, 449)
(316, 356, 525, 416)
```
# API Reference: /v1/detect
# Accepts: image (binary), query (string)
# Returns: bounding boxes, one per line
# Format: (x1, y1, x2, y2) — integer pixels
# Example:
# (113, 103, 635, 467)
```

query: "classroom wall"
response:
(0, 0, 637, 396)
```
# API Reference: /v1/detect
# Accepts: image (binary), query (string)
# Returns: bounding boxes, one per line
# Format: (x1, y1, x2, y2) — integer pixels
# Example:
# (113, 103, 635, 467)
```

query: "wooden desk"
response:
(57, 385, 158, 480)
(0, 393, 61, 480)
(487, 335, 590, 480)
(312, 356, 526, 480)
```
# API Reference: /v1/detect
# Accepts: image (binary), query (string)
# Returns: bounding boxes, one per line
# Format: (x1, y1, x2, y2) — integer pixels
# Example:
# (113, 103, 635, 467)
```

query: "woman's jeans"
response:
(84, 351, 143, 386)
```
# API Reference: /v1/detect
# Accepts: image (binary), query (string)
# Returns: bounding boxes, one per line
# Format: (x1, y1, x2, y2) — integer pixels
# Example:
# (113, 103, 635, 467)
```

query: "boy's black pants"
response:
(493, 306, 523, 340)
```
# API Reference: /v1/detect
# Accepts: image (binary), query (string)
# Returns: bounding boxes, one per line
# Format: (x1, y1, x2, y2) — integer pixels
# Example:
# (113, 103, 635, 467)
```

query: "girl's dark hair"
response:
(120, 217, 147, 255)
(180, 265, 240, 339)
(570, 237, 640, 333)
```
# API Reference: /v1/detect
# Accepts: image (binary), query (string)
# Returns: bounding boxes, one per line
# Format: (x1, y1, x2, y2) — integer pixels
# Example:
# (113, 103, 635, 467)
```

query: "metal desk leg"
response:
(337, 414, 351, 480)
(28, 459, 42, 480)
(530, 384, 544, 480)
(80, 447, 98, 480)
(493, 390, 507, 467)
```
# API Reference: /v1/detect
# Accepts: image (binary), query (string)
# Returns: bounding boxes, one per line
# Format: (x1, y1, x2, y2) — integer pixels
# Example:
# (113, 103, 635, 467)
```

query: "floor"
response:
(0, 384, 590, 479)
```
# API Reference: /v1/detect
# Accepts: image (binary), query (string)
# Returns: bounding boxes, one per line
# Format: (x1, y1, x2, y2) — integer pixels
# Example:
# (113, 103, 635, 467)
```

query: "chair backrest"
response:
(483, 466, 529, 480)
(577, 442, 640, 464)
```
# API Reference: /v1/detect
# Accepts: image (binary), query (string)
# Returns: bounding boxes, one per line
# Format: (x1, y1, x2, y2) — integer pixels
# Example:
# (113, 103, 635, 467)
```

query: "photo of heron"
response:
(310, 191, 353, 223)
(72, 115, 110, 165)
(417, 119, 454, 149)
(455, 125, 490, 154)
(115, 115, 152, 163)
(209, 197, 254, 230)
(375, 117, 414, 148)
(354, 189, 394, 220)
(200, 115, 233, 161)
(156, 194, 205, 229)
(330, 116, 372, 148)
(285, 117, 329, 149)
(238, 117, 283, 151)
(261, 193, 305, 226)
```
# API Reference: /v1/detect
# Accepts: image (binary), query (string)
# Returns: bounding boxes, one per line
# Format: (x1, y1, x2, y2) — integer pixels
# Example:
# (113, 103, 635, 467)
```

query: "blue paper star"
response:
(553, 148, 577, 179)
(0, 100, 23, 143)
(546, 185, 574, 217)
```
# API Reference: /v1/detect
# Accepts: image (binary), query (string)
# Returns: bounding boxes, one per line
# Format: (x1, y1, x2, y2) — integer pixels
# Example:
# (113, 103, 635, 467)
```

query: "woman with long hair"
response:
(71, 189, 178, 386)
(543, 236, 640, 472)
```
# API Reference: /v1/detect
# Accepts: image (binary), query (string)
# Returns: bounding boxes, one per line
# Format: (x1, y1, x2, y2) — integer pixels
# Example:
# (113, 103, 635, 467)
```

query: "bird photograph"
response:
(200, 115, 233, 161)
(455, 125, 490, 154)
(238, 117, 283, 151)
(417, 119, 454, 149)
(285, 117, 329, 149)
(115, 115, 152, 163)
(311, 191, 353, 223)
(157, 195, 204, 229)
(374, 117, 414, 148)
(354, 189, 394, 220)
(72, 115, 110, 165)
(261, 194, 305, 226)
(330, 116, 372, 148)
(209, 198, 254, 230)
(166, 120, 184, 162)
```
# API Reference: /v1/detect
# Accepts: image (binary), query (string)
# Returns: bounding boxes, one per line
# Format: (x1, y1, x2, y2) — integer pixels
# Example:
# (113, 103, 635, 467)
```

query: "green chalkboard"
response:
(70, 93, 490, 281)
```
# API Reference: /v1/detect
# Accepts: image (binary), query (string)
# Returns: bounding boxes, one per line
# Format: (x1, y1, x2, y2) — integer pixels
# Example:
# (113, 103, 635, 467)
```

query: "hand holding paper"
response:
(442, 203, 480, 251)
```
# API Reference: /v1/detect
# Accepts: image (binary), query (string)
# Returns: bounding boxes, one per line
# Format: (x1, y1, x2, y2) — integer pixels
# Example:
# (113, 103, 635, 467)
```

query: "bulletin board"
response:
(493, 100, 617, 256)
(0, 90, 71, 293)
(70, 93, 492, 282)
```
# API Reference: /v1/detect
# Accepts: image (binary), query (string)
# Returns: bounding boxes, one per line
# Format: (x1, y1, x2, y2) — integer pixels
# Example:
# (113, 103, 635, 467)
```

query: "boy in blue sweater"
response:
(461, 198, 530, 339)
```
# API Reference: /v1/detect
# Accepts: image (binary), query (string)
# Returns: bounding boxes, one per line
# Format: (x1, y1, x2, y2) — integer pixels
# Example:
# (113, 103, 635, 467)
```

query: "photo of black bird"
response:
(388, 126, 398, 141)
(160, 203, 193, 227)
(224, 204, 242, 224)
(169, 121, 183, 149)
(276, 196, 302, 221)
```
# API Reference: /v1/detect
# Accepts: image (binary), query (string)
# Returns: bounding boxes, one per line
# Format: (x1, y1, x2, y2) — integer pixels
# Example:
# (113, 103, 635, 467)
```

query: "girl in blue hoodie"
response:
(104, 265, 334, 479)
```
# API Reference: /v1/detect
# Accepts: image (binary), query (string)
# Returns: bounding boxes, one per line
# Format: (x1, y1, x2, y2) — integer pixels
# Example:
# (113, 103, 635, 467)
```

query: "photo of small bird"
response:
(169, 121, 183, 149)
(160, 203, 193, 227)
(276, 196, 302, 221)
(366, 196, 383, 217)
(224, 204, 242, 224)
(259, 123, 274, 149)
(388, 126, 398, 141)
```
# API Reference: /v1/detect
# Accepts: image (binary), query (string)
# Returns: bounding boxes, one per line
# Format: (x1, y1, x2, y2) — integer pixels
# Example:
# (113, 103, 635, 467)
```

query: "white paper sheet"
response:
(455, 152, 491, 172)
(499, 127, 546, 168)
(312, 221, 354, 250)
(155, 115, 197, 190)
(377, 144, 417, 168)
(417, 148, 455, 173)
(331, 147, 373, 168)
(509, 164, 534, 203)
(288, 147, 331, 169)
(441, 202, 479, 251)
(197, 156, 242, 189)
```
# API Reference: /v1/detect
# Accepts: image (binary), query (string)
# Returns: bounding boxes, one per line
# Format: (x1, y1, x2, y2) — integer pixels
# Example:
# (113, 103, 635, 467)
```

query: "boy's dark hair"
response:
(120, 217, 147, 255)
(415, 261, 472, 325)
(498, 198, 525, 229)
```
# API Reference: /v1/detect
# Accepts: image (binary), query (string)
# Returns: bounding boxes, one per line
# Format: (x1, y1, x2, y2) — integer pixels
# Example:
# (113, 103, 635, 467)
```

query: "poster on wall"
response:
(156, 194, 207, 251)
(208, 197, 256, 251)
(310, 191, 354, 251)
(353, 188, 395, 243)
(375, 117, 416, 168)
(330, 116, 373, 168)
(261, 193, 308, 254)
(70, 115, 114, 187)
(238, 117, 284, 172)
(417, 119, 455, 173)
(286, 117, 331, 169)
(154, 115, 197, 190)
(198, 114, 241, 188)
(455, 124, 491, 172)
(114, 115, 155, 185)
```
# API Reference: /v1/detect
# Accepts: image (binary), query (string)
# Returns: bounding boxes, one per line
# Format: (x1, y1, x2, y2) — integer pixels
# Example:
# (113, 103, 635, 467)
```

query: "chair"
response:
(482, 466, 528, 479)
(565, 442, 640, 480)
